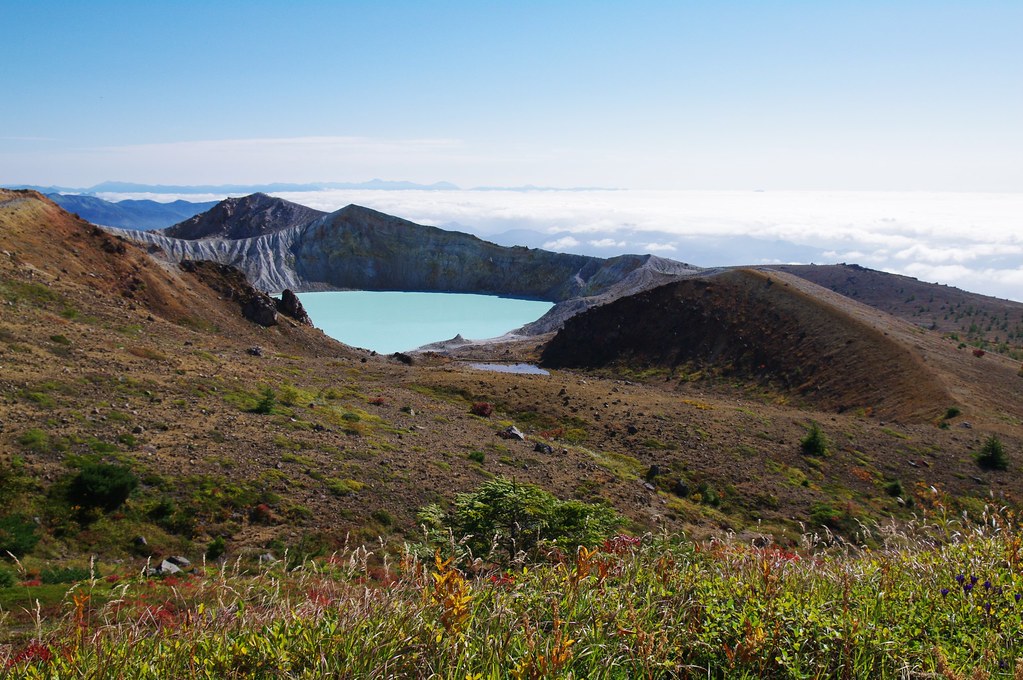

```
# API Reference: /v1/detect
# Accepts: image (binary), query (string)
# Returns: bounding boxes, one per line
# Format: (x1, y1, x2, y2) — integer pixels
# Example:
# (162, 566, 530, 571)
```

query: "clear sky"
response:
(2, 1, 1021, 190)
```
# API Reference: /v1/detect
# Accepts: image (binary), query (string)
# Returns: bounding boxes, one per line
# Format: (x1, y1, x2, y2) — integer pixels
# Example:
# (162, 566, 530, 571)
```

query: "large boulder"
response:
(243, 295, 279, 326)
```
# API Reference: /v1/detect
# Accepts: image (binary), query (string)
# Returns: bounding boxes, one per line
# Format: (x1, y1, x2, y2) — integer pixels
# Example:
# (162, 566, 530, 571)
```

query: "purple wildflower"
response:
(955, 574, 965, 584)
(983, 580, 992, 590)
(940, 588, 949, 597)
(964, 583, 974, 593)
(970, 575, 979, 585)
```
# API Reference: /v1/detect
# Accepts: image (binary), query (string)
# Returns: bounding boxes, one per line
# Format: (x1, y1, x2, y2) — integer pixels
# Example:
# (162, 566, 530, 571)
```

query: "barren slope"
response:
(776, 263, 1023, 358)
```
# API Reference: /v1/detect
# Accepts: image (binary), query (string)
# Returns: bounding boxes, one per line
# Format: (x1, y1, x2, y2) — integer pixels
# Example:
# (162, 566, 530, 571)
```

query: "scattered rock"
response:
(133, 535, 148, 547)
(533, 442, 553, 454)
(961, 422, 973, 429)
(147, 560, 182, 577)
(646, 464, 663, 480)
(627, 424, 639, 435)
(391, 352, 414, 365)
(258, 552, 279, 564)
(499, 426, 525, 441)
(247, 346, 264, 357)
(673, 480, 690, 497)
(643, 482, 656, 492)
(167, 555, 191, 568)
(132, 425, 144, 434)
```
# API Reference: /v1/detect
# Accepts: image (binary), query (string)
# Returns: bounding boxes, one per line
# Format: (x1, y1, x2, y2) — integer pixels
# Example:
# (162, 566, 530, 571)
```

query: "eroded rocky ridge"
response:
(112, 198, 702, 332)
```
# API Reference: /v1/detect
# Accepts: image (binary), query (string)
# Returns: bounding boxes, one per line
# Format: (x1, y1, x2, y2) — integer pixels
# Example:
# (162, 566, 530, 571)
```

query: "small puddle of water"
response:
(468, 363, 549, 375)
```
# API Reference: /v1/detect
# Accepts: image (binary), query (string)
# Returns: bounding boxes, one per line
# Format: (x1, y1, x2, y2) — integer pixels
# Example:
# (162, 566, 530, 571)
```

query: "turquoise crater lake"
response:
(296, 291, 554, 354)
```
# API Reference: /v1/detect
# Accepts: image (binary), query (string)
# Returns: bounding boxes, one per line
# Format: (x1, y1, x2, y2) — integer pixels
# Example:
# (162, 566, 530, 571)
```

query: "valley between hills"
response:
(1, 187, 1022, 573)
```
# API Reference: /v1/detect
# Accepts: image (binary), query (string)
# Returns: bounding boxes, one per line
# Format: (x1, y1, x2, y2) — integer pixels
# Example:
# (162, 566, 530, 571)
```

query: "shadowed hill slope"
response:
(542, 268, 959, 421)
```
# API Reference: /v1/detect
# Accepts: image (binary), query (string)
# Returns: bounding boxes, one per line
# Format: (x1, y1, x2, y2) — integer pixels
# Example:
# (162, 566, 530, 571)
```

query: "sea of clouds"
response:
(98, 189, 1023, 303)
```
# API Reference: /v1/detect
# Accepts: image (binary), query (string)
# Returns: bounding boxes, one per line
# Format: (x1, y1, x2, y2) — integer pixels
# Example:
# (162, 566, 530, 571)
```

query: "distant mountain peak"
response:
(161, 193, 326, 240)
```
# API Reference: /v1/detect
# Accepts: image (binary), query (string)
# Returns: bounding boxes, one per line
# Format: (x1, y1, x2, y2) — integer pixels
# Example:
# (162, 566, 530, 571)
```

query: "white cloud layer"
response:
(542, 236, 581, 250)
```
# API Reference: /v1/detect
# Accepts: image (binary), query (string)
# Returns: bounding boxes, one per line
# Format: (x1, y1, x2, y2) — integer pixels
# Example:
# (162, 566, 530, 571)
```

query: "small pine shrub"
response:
(944, 406, 961, 420)
(252, 388, 277, 414)
(0, 566, 15, 588)
(206, 536, 227, 561)
(68, 462, 138, 511)
(470, 402, 494, 418)
(0, 514, 40, 557)
(976, 435, 1008, 471)
(884, 480, 903, 497)
(468, 450, 486, 464)
(800, 422, 829, 457)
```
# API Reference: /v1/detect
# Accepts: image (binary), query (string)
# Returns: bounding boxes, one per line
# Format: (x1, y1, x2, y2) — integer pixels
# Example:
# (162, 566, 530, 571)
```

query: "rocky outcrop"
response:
(243, 296, 279, 327)
(277, 289, 311, 325)
(179, 260, 280, 327)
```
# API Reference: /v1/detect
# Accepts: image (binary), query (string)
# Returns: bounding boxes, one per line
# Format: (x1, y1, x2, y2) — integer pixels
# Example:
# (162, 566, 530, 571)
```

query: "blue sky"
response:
(2, 1, 1021, 190)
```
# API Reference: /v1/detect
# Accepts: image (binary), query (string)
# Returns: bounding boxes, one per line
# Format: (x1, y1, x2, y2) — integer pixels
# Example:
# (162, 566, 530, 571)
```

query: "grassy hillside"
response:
(2, 190, 1023, 673)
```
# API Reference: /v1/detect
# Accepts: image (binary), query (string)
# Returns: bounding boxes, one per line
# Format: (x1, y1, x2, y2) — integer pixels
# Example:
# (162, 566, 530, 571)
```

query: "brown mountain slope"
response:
(775, 263, 1023, 358)
(2, 190, 1021, 571)
(541, 268, 1019, 423)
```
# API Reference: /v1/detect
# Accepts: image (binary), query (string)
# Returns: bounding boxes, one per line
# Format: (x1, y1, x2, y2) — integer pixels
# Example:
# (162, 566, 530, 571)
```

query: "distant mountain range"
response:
(5, 180, 616, 195)
(9, 179, 461, 194)
(45, 194, 218, 230)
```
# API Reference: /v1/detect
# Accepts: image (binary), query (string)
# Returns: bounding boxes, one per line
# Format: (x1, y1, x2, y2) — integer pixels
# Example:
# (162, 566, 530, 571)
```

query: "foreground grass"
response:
(4, 515, 1023, 678)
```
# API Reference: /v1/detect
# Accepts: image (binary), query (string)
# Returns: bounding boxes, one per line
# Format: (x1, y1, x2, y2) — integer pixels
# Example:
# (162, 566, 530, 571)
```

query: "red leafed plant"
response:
(470, 402, 494, 417)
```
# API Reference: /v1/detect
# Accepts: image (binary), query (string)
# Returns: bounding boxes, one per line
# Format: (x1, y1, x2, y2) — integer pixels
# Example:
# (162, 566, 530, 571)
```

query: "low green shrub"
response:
(40, 566, 91, 584)
(421, 477, 622, 561)
(0, 514, 39, 557)
(68, 462, 138, 511)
